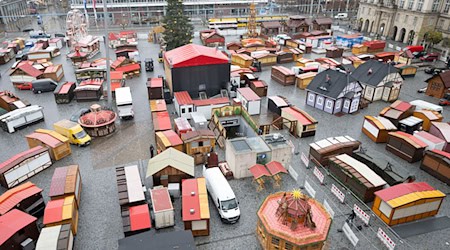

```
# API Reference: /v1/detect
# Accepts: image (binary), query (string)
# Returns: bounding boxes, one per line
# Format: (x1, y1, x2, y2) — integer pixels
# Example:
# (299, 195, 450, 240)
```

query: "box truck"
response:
(0, 105, 44, 133)
(115, 87, 134, 119)
(203, 166, 240, 223)
(53, 119, 91, 146)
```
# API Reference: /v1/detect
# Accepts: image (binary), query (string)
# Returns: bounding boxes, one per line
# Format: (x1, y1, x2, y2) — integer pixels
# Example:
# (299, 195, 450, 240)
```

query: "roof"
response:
(164, 44, 229, 68)
(375, 182, 445, 208)
(265, 161, 288, 175)
(150, 188, 173, 212)
(249, 164, 271, 179)
(129, 204, 152, 231)
(182, 178, 210, 222)
(149, 99, 167, 112)
(314, 17, 332, 25)
(26, 129, 67, 148)
(238, 87, 261, 101)
(428, 71, 450, 88)
(414, 131, 445, 144)
(388, 131, 428, 148)
(48, 165, 79, 198)
(261, 21, 282, 28)
(297, 72, 317, 79)
(233, 53, 253, 61)
(115, 63, 140, 73)
(272, 65, 295, 76)
(67, 50, 87, 58)
(351, 60, 399, 86)
(399, 116, 423, 126)
(391, 100, 412, 112)
(152, 111, 172, 131)
(16, 63, 43, 77)
(430, 149, 450, 159)
(118, 230, 196, 250)
(146, 148, 194, 177)
(192, 97, 230, 106)
(35, 224, 71, 250)
(0, 182, 42, 215)
(110, 71, 124, 80)
(43, 65, 61, 73)
(181, 130, 215, 142)
(0, 146, 47, 174)
(431, 122, 450, 142)
(174, 117, 191, 131)
(306, 69, 357, 99)
(268, 96, 289, 107)
(332, 154, 387, 187)
(57, 82, 75, 94)
(0, 209, 37, 245)
(79, 109, 117, 127)
(414, 110, 442, 121)
(147, 78, 163, 88)
(281, 106, 315, 126)
(156, 130, 183, 147)
(43, 196, 76, 225)
(174, 91, 194, 105)
(364, 116, 397, 130)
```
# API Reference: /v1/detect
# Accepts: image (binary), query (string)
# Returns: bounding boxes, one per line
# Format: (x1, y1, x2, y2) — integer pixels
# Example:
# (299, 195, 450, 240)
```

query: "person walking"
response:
(149, 144, 154, 158)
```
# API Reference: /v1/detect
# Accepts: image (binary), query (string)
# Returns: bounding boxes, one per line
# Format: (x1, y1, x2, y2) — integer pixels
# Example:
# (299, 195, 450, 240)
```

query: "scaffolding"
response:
(246, 2, 258, 38)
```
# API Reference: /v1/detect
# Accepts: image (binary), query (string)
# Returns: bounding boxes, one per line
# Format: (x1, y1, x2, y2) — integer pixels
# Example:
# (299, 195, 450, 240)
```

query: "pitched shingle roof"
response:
(351, 60, 399, 86)
(306, 69, 357, 99)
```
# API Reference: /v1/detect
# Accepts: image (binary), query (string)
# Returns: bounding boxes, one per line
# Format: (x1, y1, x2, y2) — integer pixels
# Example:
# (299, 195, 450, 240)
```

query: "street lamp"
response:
(103, 0, 112, 107)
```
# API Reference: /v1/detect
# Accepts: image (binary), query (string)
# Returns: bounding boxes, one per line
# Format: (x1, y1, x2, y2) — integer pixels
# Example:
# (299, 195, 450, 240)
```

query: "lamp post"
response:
(103, 0, 112, 107)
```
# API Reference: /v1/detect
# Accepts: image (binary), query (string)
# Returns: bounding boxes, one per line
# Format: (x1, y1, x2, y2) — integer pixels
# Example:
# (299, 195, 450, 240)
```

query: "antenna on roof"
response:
(368, 68, 372, 75)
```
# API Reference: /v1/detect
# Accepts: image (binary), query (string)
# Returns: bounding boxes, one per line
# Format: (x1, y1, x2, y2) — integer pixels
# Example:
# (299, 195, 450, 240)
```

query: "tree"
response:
(419, 28, 443, 50)
(162, 0, 193, 51)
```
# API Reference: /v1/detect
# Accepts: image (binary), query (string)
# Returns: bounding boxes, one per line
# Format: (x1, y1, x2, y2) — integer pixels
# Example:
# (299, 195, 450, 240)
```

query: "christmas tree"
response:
(162, 0, 194, 51)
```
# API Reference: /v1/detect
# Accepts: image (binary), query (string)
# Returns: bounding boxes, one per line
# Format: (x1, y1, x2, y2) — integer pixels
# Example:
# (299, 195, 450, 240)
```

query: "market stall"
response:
(54, 82, 76, 104)
(115, 165, 146, 207)
(249, 80, 268, 97)
(362, 116, 397, 143)
(152, 111, 172, 132)
(43, 195, 79, 235)
(150, 187, 174, 229)
(309, 136, 361, 167)
(25, 129, 72, 161)
(386, 131, 427, 163)
(49, 165, 82, 206)
(149, 99, 167, 113)
(35, 224, 73, 250)
(0, 182, 45, 217)
(296, 72, 317, 90)
(155, 130, 184, 152)
(271, 66, 295, 86)
(147, 77, 164, 100)
(281, 106, 317, 137)
(182, 178, 210, 236)
(421, 150, 450, 185)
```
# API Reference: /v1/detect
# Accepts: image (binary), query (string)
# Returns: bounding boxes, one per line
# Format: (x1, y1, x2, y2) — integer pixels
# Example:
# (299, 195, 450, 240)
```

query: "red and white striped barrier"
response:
(353, 204, 370, 225)
(377, 228, 396, 250)
(331, 184, 345, 203)
(301, 152, 309, 167)
(313, 166, 324, 184)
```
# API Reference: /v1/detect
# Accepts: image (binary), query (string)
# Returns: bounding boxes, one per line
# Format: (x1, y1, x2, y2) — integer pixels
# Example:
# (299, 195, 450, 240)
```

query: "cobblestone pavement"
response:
(0, 32, 449, 250)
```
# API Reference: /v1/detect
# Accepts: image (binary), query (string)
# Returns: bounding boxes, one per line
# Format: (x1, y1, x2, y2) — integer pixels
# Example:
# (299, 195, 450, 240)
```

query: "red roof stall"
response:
(363, 40, 386, 53)
(200, 30, 225, 47)
(164, 44, 230, 98)
(49, 165, 82, 206)
(121, 204, 152, 237)
(9, 62, 44, 85)
(74, 79, 104, 101)
(43, 64, 64, 82)
(150, 187, 175, 229)
(249, 80, 268, 97)
(281, 106, 318, 137)
(152, 111, 172, 132)
(174, 91, 194, 119)
(429, 122, 450, 153)
(174, 117, 193, 136)
(414, 131, 446, 151)
(0, 209, 39, 249)
(110, 71, 125, 95)
(0, 182, 45, 217)
(155, 130, 184, 152)
(237, 87, 261, 115)
(182, 178, 210, 236)
(54, 81, 76, 104)
(147, 77, 164, 100)
(25, 129, 72, 161)
(149, 99, 167, 113)
(0, 146, 52, 189)
(43, 196, 79, 235)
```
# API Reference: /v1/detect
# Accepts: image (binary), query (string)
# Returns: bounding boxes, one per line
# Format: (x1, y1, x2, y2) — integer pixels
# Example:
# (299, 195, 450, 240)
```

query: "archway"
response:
(363, 19, 369, 32)
(358, 18, 364, 31)
(370, 21, 375, 33)
(399, 28, 406, 42)
(392, 26, 398, 40)
(407, 30, 415, 45)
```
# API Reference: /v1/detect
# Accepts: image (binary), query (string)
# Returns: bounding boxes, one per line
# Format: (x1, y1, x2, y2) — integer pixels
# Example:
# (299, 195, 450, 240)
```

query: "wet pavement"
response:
(0, 31, 449, 250)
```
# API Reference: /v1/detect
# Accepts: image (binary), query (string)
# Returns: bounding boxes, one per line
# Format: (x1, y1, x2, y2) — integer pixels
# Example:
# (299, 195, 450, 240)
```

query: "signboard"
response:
(342, 222, 359, 247)
(304, 180, 316, 198)
(301, 152, 309, 167)
(353, 204, 370, 226)
(377, 227, 396, 250)
(288, 165, 298, 181)
(323, 199, 335, 218)
(313, 166, 325, 184)
(331, 184, 345, 203)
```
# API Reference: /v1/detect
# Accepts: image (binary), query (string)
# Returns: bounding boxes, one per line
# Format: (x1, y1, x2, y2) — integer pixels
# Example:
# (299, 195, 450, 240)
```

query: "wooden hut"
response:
(48, 165, 82, 206)
(414, 131, 445, 151)
(36, 224, 74, 250)
(250, 80, 268, 97)
(150, 99, 167, 113)
(121, 204, 152, 237)
(352, 44, 367, 55)
(325, 47, 344, 58)
(252, 52, 277, 66)
(0, 209, 39, 249)
(379, 100, 415, 127)
(200, 30, 224, 47)
(0, 182, 45, 217)
(344, 56, 364, 68)
(231, 53, 253, 68)
(54, 82, 76, 104)
(375, 52, 397, 62)
(43, 64, 64, 82)
(67, 50, 88, 64)
(182, 178, 210, 236)
(386, 131, 427, 163)
(296, 58, 314, 67)
(363, 40, 386, 53)
(395, 64, 418, 77)
(155, 130, 184, 152)
(398, 116, 423, 134)
(181, 130, 216, 165)
(421, 149, 450, 185)
(276, 51, 294, 64)
(152, 111, 172, 132)
(74, 79, 104, 101)
(362, 116, 397, 143)
(237, 87, 261, 115)
(174, 117, 192, 136)
(226, 42, 241, 51)
(328, 154, 387, 202)
(267, 96, 290, 116)
(296, 72, 317, 90)
(43, 196, 79, 235)
(425, 71, 450, 99)
(116, 165, 146, 207)
(9, 61, 43, 86)
(281, 106, 318, 138)
(146, 148, 194, 186)
(309, 136, 361, 167)
(429, 122, 450, 152)
(110, 71, 125, 95)
(0, 146, 52, 189)
(147, 77, 164, 100)
(271, 66, 295, 85)
(26, 129, 71, 161)
(372, 182, 445, 226)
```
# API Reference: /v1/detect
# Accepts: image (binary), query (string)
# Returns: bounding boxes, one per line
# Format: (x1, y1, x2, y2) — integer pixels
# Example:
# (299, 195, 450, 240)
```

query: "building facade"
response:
(0, 0, 29, 25)
(357, 0, 450, 56)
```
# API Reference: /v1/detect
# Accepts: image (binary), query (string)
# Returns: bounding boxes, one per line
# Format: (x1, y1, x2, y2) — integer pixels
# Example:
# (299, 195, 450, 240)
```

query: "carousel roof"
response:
(68, 50, 87, 58)
(79, 108, 117, 127)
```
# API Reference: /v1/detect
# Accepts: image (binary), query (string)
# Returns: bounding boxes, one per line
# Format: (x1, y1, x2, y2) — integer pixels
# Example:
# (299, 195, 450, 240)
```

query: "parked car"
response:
(417, 87, 427, 93)
(31, 78, 58, 94)
(412, 51, 426, 58)
(439, 93, 450, 106)
(70, 108, 90, 123)
(17, 83, 32, 90)
(425, 67, 446, 75)
(334, 13, 348, 19)
(420, 53, 439, 62)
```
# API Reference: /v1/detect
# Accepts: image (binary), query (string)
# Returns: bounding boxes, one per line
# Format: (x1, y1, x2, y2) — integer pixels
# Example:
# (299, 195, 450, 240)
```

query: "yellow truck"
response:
(53, 119, 91, 146)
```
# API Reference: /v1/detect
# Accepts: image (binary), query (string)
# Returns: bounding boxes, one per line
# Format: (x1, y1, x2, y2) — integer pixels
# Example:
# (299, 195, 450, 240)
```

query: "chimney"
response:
(191, 191, 195, 196)
(368, 68, 372, 75)
(325, 74, 330, 83)
(190, 208, 195, 214)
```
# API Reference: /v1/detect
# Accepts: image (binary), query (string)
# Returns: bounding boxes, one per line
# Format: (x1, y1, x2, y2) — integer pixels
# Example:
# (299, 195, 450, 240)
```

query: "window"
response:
(399, 0, 405, 8)
(271, 237, 280, 248)
(413, 17, 418, 25)
(432, 0, 439, 11)
(317, 97, 323, 105)
(417, 0, 424, 10)
(326, 100, 333, 109)
(407, 0, 414, 10)
(445, 0, 450, 13)
(439, 20, 445, 29)
(308, 93, 315, 102)
(188, 107, 193, 113)
(343, 100, 350, 109)
(285, 242, 294, 250)
(181, 108, 186, 114)
(199, 141, 204, 147)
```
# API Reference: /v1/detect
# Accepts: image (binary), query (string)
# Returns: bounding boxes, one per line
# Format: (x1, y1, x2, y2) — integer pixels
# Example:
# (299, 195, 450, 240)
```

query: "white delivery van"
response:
(334, 13, 348, 19)
(115, 87, 134, 119)
(203, 166, 240, 223)
(410, 100, 443, 113)
(0, 105, 44, 133)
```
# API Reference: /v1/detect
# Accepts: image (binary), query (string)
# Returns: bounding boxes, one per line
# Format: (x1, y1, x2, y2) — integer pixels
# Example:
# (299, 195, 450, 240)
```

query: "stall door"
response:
(389, 88, 400, 102)
(349, 98, 360, 113)
(342, 99, 351, 113)
(374, 87, 383, 101)
(382, 87, 391, 101)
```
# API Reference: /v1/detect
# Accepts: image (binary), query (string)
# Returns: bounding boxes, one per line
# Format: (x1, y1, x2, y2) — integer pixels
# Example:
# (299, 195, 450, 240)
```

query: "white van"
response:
(203, 166, 240, 223)
(410, 100, 443, 113)
(115, 87, 134, 119)
(334, 13, 348, 19)
(0, 105, 44, 133)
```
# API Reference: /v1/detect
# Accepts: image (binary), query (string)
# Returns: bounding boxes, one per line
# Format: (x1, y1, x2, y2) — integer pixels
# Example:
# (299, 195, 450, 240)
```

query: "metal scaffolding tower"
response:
(247, 2, 258, 38)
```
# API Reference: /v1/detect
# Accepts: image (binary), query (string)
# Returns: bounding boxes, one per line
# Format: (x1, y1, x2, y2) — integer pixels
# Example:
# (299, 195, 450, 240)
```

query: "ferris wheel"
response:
(66, 9, 88, 51)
